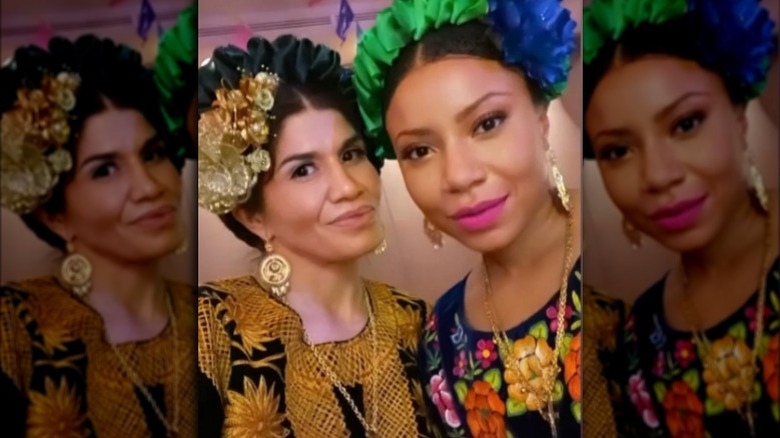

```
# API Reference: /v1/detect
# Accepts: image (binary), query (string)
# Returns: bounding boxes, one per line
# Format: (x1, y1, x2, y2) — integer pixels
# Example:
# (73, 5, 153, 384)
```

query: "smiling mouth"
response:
(650, 194, 708, 231)
(451, 195, 508, 231)
(330, 206, 376, 228)
(132, 206, 177, 229)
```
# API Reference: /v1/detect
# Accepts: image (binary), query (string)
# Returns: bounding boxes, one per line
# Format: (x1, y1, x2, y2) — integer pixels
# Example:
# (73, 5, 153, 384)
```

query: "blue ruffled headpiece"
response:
(488, 0, 577, 99)
(584, 0, 777, 101)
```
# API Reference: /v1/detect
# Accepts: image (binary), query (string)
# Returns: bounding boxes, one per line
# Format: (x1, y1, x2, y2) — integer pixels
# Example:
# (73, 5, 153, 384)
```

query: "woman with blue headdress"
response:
(354, 1, 582, 436)
(583, 0, 778, 436)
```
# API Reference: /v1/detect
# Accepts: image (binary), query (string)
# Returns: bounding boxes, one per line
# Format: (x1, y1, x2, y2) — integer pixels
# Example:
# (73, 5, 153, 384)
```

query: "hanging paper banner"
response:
(336, 0, 354, 41)
(356, 21, 364, 41)
(35, 22, 54, 47)
(137, 0, 156, 41)
(234, 20, 253, 47)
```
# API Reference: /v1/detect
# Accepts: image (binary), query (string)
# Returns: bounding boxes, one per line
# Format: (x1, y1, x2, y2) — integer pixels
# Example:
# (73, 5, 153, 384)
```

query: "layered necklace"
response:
(483, 208, 574, 438)
(297, 286, 380, 436)
(681, 213, 773, 437)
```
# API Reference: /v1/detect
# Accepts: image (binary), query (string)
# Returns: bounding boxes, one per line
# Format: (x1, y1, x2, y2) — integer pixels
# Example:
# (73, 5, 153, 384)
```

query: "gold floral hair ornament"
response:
(1, 71, 80, 214)
(198, 69, 278, 215)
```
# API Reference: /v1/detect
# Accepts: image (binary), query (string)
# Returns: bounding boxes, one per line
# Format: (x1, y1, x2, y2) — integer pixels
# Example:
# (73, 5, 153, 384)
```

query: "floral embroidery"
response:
(628, 371, 660, 428)
(623, 265, 780, 436)
(27, 376, 88, 438)
(453, 351, 468, 378)
(762, 334, 778, 402)
(224, 376, 287, 438)
(475, 339, 497, 368)
(653, 351, 667, 377)
(673, 340, 696, 369)
(546, 304, 573, 332)
(745, 305, 771, 332)
(419, 264, 583, 436)
(564, 332, 581, 402)
(430, 370, 461, 428)
(464, 380, 506, 438)
(662, 381, 704, 438)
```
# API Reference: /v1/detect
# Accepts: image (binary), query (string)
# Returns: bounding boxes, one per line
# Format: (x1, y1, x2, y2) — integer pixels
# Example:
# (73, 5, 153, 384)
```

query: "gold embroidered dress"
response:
(197, 276, 440, 437)
(0, 276, 197, 437)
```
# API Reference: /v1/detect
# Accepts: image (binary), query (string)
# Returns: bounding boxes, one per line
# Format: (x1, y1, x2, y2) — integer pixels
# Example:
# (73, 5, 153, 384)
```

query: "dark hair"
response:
(198, 35, 380, 250)
(583, 14, 771, 158)
(1, 35, 178, 250)
(384, 20, 548, 112)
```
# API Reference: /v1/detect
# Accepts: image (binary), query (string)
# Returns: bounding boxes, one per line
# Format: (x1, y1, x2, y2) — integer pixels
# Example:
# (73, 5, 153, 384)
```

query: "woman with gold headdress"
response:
(196, 35, 439, 437)
(0, 36, 196, 437)
(583, 0, 778, 436)
(353, 0, 582, 436)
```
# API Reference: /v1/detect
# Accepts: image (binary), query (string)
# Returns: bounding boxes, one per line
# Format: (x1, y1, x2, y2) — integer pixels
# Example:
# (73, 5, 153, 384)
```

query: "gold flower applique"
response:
(702, 335, 756, 410)
(504, 335, 559, 411)
(198, 70, 279, 215)
(1, 72, 79, 214)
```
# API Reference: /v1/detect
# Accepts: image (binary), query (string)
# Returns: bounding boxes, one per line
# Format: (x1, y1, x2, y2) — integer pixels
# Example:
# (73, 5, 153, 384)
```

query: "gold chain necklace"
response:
(483, 208, 574, 438)
(681, 214, 772, 438)
(301, 287, 379, 436)
(107, 290, 180, 436)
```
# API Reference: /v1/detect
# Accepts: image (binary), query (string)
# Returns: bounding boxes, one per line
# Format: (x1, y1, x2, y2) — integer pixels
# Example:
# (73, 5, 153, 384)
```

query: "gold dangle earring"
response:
(372, 222, 388, 255)
(546, 146, 570, 213)
(175, 239, 188, 255)
(61, 241, 92, 297)
(259, 240, 291, 300)
(622, 217, 642, 250)
(747, 154, 769, 213)
(423, 217, 444, 249)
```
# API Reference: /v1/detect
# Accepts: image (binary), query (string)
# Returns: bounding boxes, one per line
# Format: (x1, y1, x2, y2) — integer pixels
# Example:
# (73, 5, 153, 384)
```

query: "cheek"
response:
(398, 164, 442, 216)
(155, 162, 183, 198)
(600, 166, 640, 214)
(264, 179, 325, 233)
(488, 124, 547, 189)
(64, 180, 125, 232)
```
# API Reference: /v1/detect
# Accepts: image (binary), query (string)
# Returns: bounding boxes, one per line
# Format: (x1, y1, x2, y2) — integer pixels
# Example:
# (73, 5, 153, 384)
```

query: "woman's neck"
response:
(680, 194, 774, 280)
(663, 194, 776, 332)
(73, 248, 167, 343)
(281, 249, 367, 327)
(483, 191, 581, 279)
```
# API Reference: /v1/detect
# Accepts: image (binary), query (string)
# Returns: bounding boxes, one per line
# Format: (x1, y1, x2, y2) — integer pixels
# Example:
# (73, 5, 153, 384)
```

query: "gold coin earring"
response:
(423, 217, 444, 249)
(61, 241, 92, 297)
(546, 146, 571, 213)
(747, 154, 769, 213)
(622, 217, 643, 250)
(259, 240, 291, 300)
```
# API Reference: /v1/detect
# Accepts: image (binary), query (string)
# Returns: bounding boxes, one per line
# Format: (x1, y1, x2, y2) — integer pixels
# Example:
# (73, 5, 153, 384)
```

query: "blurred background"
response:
(0, 0, 196, 284)
(195, 0, 584, 303)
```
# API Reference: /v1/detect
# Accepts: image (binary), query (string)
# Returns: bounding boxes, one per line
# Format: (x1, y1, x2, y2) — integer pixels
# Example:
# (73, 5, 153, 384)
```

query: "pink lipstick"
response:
(452, 195, 508, 231)
(650, 195, 707, 231)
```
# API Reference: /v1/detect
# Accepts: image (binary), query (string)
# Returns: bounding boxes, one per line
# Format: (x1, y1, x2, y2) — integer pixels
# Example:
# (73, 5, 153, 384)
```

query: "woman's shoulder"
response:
(364, 278, 430, 312)
(1, 275, 72, 316)
(431, 276, 468, 321)
(198, 274, 265, 303)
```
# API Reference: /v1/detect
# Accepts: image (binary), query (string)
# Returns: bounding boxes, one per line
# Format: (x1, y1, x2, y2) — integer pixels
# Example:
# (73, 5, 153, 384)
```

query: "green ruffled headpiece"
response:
(584, 0, 776, 99)
(154, 3, 196, 159)
(354, 0, 576, 159)
(583, 0, 687, 65)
